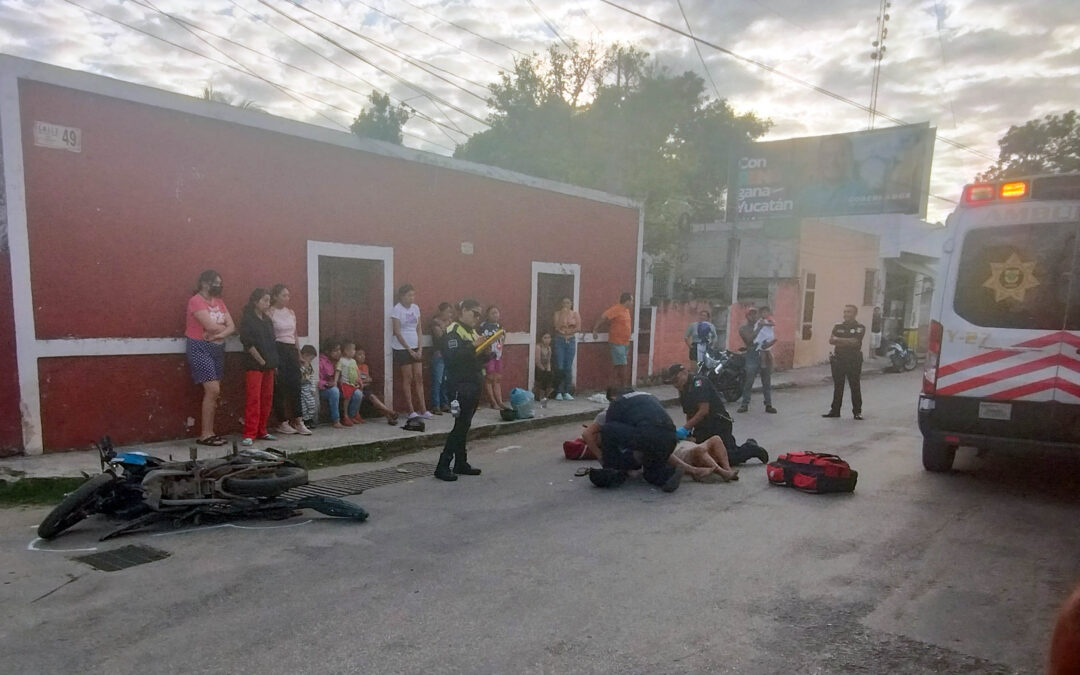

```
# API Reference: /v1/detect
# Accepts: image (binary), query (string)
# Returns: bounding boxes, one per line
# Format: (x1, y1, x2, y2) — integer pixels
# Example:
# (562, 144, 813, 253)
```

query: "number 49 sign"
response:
(33, 121, 81, 153)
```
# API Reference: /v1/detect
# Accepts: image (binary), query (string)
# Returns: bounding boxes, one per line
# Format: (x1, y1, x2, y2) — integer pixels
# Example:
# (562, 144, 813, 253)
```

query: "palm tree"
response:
(201, 84, 262, 111)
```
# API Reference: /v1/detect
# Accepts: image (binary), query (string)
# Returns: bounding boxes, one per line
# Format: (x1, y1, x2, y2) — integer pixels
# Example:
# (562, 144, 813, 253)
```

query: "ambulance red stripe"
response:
(936, 354, 1074, 396)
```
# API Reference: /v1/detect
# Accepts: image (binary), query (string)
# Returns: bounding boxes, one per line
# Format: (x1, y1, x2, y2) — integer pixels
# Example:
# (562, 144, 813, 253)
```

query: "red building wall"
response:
(15, 80, 639, 451)
(650, 300, 715, 374)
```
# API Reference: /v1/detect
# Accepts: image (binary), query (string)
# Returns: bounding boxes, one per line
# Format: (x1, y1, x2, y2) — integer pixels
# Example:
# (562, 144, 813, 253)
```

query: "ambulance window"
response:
(953, 222, 1079, 330)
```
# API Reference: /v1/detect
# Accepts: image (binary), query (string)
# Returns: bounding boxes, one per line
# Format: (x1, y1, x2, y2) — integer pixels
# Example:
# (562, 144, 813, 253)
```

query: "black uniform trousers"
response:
(829, 353, 863, 415)
(600, 421, 677, 487)
(440, 378, 480, 466)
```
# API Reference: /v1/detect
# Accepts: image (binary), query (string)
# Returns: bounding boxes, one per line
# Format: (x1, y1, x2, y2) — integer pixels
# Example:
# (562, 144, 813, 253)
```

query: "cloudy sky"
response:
(2, 0, 1077, 222)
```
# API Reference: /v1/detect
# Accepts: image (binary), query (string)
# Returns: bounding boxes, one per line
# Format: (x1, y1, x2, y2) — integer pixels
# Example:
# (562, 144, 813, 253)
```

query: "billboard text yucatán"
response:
(731, 123, 936, 221)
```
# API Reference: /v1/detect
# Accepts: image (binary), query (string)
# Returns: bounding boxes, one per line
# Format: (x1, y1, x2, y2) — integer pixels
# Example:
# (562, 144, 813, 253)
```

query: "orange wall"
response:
(794, 219, 881, 367)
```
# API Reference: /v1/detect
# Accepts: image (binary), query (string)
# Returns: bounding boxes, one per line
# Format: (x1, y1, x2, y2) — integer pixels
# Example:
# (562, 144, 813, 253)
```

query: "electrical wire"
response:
(598, 0, 997, 163)
(223, 0, 468, 145)
(278, 0, 491, 99)
(252, 0, 489, 126)
(392, 0, 530, 58)
(136, 0, 467, 145)
(62, 0, 456, 152)
(674, 0, 721, 101)
(60, 0, 347, 130)
(348, 0, 511, 72)
(524, 0, 572, 50)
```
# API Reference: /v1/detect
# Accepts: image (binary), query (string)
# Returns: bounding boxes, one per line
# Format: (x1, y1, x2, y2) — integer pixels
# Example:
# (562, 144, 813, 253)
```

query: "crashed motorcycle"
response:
(697, 348, 747, 403)
(37, 437, 368, 541)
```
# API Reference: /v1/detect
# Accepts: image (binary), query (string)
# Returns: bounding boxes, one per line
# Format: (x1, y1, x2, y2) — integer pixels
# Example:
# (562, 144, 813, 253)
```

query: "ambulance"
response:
(918, 174, 1080, 471)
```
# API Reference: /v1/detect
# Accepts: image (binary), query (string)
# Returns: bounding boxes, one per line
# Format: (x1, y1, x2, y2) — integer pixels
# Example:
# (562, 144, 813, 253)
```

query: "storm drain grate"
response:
(73, 544, 171, 572)
(284, 461, 437, 498)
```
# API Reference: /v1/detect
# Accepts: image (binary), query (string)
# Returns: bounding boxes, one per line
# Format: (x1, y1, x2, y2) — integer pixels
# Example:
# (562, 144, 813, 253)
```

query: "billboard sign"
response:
(731, 123, 935, 221)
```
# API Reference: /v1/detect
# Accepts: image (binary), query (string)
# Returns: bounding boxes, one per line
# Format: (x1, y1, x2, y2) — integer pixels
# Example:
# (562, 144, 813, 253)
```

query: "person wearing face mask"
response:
(186, 269, 235, 446)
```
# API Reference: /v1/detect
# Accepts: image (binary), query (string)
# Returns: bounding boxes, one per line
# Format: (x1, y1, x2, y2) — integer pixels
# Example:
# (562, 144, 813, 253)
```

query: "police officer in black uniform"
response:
(823, 304, 866, 420)
(665, 363, 767, 465)
(589, 390, 683, 492)
(434, 298, 493, 481)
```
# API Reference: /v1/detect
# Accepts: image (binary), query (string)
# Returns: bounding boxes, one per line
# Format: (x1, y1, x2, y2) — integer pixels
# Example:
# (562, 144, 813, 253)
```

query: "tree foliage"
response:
(201, 84, 261, 111)
(351, 91, 412, 145)
(977, 110, 1080, 181)
(454, 42, 770, 255)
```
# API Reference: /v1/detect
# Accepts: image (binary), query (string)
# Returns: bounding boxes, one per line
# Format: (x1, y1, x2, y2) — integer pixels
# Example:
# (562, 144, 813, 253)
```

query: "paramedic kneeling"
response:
(589, 390, 683, 493)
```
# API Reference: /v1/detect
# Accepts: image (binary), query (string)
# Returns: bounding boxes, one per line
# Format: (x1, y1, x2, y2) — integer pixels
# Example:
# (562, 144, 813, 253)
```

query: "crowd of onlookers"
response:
(184, 270, 637, 446)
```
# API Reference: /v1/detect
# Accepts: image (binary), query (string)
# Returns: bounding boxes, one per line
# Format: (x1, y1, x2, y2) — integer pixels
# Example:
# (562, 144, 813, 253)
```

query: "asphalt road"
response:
(1, 371, 1077, 674)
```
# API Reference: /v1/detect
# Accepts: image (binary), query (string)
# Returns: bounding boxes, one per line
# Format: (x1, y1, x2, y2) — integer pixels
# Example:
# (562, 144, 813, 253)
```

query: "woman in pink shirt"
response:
(185, 269, 235, 446)
(268, 284, 311, 436)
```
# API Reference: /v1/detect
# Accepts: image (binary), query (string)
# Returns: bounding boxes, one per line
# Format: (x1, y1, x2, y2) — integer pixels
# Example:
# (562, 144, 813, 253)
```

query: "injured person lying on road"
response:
(668, 436, 740, 483)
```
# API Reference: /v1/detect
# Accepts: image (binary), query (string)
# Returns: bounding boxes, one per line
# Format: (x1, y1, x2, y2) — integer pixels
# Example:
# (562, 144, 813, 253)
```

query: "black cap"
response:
(663, 363, 686, 382)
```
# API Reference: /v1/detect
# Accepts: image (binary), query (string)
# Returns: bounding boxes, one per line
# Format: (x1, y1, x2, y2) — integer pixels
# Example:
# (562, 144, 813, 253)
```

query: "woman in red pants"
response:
(239, 288, 280, 446)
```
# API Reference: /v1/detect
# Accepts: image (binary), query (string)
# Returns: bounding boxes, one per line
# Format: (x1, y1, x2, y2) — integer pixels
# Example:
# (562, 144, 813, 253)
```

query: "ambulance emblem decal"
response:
(983, 253, 1039, 302)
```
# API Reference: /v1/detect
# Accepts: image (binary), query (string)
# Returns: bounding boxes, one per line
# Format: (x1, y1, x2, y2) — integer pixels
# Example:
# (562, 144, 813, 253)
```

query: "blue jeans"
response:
(553, 336, 576, 395)
(320, 386, 341, 422)
(430, 355, 448, 408)
(320, 387, 362, 421)
(741, 350, 772, 406)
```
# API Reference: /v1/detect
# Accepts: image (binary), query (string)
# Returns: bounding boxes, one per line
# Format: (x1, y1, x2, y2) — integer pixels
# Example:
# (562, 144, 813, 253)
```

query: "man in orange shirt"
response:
(593, 292, 634, 387)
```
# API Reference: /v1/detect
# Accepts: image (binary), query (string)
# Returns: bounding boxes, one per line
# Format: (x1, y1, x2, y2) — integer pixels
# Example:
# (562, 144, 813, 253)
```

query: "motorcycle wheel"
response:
(37, 473, 116, 540)
(223, 466, 308, 497)
(903, 352, 918, 371)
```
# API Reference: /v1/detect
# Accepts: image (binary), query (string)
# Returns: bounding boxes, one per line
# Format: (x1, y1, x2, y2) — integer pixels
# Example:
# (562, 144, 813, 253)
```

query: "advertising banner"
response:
(731, 123, 935, 221)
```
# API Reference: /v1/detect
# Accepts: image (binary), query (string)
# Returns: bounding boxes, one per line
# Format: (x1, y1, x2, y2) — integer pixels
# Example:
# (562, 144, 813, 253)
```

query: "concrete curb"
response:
(1, 365, 894, 498)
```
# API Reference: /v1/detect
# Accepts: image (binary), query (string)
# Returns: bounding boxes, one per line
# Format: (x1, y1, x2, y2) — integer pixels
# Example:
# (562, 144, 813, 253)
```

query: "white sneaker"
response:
(563, 394, 574, 401)
(421, 411, 433, 419)
(294, 421, 312, 436)
(241, 437, 254, 446)
(276, 422, 298, 435)
(555, 393, 565, 401)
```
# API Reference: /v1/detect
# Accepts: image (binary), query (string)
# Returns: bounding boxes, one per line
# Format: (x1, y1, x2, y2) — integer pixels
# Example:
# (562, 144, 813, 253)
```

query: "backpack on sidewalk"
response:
(766, 452, 857, 494)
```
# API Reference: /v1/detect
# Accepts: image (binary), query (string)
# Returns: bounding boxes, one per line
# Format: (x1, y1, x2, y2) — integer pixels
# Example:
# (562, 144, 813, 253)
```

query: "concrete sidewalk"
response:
(0, 358, 889, 483)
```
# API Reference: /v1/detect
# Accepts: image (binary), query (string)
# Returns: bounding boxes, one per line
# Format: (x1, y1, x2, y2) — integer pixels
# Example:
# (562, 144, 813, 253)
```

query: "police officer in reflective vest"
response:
(823, 304, 866, 420)
(434, 298, 494, 481)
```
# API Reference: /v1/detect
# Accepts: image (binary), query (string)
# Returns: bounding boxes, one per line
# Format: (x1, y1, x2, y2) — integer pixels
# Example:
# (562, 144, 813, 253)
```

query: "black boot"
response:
(434, 452, 457, 481)
(453, 454, 481, 476)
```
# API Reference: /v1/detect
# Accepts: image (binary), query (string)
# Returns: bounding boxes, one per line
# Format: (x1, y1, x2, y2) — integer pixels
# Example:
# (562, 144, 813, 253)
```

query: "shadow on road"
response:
(951, 447, 1080, 506)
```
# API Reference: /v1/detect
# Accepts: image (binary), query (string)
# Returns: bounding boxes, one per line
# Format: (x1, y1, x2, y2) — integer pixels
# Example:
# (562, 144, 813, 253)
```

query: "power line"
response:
(349, 0, 511, 72)
(253, 0, 489, 126)
(524, 0, 572, 50)
(220, 0, 468, 143)
(63, 0, 455, 152)
(674, 0, 721, 101)
(392, 0, 530, 58)
(599, 0, 997, 163)
(60, 0, 347, 129)
(278, 0, 491, 99)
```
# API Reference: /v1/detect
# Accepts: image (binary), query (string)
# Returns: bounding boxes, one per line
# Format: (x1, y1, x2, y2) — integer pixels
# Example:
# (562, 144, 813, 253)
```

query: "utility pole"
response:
(868, 0, 891, 129)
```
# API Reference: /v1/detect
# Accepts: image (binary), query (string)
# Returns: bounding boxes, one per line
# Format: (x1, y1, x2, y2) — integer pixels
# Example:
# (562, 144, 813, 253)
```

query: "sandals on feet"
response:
(197, 435, 228, 447)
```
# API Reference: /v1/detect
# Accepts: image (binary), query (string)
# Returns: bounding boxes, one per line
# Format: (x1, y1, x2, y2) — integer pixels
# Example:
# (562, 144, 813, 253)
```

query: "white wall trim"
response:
(529, 262, 582, 393)
(0, 55, 639, 211)
(632, 208, 645, 385)
(306, 241, 394, 403)
(1, 69, 40, 454)
(648, 305, 657, 378)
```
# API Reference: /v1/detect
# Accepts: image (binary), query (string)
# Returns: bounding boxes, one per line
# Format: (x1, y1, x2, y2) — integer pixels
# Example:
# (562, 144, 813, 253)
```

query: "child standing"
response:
(335, 341, 365, 426)
(534, 332, 554, 403)
(429, 302, 454, 414)
(318, 341, 344, 429)
(355, 348, 400, 425)
(239, 288, 279, 446)
(480, 306, 506, 410)
(299, 344, 318, 430)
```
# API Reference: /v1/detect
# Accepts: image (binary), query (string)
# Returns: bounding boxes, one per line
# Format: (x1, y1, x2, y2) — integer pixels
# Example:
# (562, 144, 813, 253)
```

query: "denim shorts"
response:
(609, 344, 629, 366)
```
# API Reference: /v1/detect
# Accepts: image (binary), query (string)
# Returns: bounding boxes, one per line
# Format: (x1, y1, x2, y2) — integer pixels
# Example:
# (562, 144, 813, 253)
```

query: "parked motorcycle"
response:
(697, 348, 747, 403)
(37, 437, 368, 541)
(885, 335, 918, 372)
